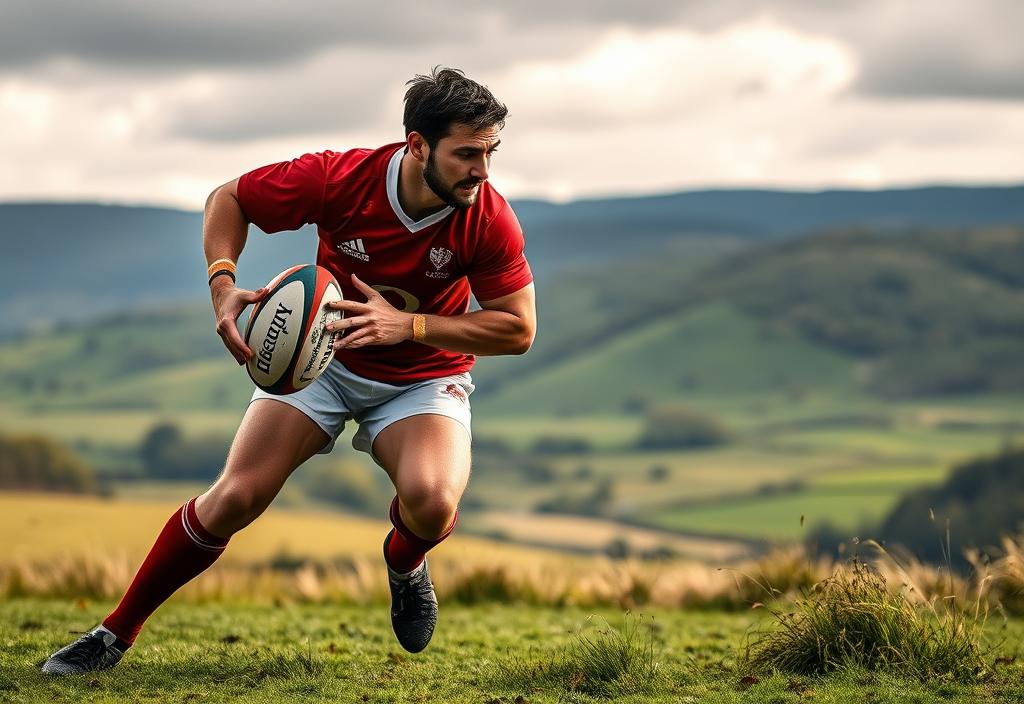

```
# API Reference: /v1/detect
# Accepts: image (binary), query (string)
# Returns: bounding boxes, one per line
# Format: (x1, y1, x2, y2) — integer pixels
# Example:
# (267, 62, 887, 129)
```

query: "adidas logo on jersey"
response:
(338, 238, 369, 261)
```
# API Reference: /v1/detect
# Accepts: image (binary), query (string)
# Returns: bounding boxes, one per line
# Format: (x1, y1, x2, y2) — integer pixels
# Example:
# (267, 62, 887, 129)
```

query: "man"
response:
(42, 66, 535, 674)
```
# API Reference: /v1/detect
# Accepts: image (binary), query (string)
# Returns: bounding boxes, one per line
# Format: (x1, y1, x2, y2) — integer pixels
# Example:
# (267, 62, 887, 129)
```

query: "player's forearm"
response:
(417, 309, 534, 356)
(202, 181, 249, 271)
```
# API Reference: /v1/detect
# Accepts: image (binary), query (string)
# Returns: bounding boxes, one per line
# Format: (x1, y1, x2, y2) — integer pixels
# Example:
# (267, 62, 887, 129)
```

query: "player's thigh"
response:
(198, 399, 329, 518)
(372, 413, 472, 504)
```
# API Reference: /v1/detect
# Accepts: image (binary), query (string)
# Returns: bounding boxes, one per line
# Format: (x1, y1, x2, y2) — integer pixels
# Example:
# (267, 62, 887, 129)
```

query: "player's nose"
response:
(470, 156, 489, 181)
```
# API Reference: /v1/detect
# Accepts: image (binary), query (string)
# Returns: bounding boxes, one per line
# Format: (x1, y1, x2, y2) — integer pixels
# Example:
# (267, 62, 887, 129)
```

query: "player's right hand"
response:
(211, 282, 269, 365)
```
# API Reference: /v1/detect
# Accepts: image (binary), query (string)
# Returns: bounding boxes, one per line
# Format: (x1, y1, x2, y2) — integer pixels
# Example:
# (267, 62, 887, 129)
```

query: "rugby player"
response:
(42, 66, 535, 674)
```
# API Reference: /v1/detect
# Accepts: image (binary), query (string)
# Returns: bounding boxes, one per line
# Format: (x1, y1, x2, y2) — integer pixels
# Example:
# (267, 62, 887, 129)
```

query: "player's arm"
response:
(329, 276, 535, 356)
(203, 178, 268, 365)
(420, 283, 536, 356)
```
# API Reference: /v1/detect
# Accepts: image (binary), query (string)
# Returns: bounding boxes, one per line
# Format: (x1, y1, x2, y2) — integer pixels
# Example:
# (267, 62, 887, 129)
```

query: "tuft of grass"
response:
(495, 612, 664, 698)
(988, 536, 1024, 615)
(743, 558, 990, 682)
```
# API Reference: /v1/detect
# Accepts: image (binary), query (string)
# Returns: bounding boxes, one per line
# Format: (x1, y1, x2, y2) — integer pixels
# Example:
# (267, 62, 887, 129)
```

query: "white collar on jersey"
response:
(386, 146, 454, 233)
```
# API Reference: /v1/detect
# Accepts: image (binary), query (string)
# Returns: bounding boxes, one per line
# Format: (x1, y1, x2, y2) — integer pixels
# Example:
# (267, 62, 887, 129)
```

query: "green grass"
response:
(650, 489, 905, 541)
(745, 560, 989, 681)
(807, 464, 947, 492)
(4, 599, 1024, 702)
(764, 426, 1012, 464)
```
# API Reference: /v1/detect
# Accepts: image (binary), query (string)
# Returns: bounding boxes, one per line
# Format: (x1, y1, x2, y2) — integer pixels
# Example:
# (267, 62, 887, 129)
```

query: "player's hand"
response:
(211, 279, 269, 365)
(326, 274, 413, 350)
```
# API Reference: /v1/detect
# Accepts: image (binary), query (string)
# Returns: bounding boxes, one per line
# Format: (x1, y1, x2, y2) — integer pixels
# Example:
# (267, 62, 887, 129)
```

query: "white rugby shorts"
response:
(249, 359, 474, 465)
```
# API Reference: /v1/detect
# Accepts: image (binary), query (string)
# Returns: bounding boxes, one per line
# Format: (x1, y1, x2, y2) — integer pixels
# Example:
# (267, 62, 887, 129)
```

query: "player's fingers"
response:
(334, 326, 374, 350)
(217, 329, 246, 365)
(327, 315, 369, 332)
(350, 274, 378, 297)
(326, 299, 371, 313)
(242, 286, 269, 303)
(218, 320, 252, 364)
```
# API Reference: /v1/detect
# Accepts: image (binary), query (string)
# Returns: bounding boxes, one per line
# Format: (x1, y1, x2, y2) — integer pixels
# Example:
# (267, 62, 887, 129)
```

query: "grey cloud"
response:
(157, 25, 606, 143)
(760, 0, 1024, 100)
(854, 37, 1024, 100)
(163, 55, 400, 142)
(5, 0, 1022, 133)
(0, 1, 463, 69)
(0, 1, 683, 70)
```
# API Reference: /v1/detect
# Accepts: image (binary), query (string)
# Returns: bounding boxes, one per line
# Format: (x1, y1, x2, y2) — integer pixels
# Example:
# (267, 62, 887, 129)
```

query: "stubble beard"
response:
(423, 150, 480, 210)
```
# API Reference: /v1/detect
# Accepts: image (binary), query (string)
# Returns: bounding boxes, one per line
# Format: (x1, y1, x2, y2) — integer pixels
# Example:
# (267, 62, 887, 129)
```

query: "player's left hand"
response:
(326, 274, 413, 349)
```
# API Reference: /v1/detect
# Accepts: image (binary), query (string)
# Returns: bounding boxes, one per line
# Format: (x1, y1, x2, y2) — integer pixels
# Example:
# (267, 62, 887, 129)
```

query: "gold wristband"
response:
(412, 314, 426, 342)
(206, 258, 236, 279)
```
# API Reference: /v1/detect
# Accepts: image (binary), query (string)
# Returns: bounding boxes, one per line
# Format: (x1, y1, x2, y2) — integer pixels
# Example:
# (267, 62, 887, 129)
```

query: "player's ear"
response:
(407, 132, 428, 164)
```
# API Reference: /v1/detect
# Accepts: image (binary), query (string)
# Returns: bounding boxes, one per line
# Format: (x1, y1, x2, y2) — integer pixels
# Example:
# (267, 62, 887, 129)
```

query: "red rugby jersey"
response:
(236, 143, 533, 383)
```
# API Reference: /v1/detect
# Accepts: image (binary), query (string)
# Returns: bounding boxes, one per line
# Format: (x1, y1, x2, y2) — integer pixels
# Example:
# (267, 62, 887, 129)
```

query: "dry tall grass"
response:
(5, 495, 1024, 612)
(6, 536, 1024, 614)
(0, 539, 1010, 612)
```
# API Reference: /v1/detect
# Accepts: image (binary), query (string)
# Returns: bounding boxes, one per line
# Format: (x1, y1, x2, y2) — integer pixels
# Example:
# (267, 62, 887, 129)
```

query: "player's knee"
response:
(204, 482, 271, 534)
(413, 503, 458, 540)
(402, 485, 459, 539)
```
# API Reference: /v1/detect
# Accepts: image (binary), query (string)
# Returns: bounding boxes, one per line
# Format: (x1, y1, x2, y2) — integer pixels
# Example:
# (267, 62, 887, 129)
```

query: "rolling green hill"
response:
(478, 226, 1024, 414)
(477, 302, 858, 417)
(3, 226, 1023, 418)
(4, 184, 1023, 338)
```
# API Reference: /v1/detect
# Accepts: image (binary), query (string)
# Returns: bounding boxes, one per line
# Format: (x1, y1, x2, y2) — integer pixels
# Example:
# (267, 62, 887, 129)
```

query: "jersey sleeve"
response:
(467, 201, 534, 301)
(236, 152, 327, 233)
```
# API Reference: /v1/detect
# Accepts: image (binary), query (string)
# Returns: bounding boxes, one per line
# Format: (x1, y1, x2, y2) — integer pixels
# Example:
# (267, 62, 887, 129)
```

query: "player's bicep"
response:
(479, 283, 536, 342)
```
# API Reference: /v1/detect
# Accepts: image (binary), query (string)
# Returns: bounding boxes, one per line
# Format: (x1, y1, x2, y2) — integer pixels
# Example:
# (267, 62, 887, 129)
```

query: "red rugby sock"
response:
(384, 496, 457, 574)
(102, 497, 228, 645)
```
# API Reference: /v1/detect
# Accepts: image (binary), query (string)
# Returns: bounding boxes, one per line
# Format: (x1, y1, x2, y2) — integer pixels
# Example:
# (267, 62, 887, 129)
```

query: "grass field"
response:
(649, 490, 902, 541)
(0, 493, 563, 568)
(465, 511, 752, 561)
(3, 600, 1023, 703)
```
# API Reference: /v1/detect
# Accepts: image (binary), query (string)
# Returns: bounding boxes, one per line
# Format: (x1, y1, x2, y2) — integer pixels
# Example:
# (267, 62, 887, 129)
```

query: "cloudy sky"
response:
(2, 1, 1022, 209)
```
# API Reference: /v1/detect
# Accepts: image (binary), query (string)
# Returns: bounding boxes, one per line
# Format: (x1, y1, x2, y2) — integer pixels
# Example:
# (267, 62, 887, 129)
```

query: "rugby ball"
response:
(244, 264, 343, 394)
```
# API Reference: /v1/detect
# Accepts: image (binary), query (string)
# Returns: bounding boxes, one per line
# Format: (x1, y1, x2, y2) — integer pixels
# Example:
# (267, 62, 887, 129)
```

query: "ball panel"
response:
(291, 279, 343, 390)
(245, 279, 306, 391)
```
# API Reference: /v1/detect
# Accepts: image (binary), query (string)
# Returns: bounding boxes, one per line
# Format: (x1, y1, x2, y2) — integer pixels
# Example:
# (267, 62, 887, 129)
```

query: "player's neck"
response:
(398, 151, 448, 221)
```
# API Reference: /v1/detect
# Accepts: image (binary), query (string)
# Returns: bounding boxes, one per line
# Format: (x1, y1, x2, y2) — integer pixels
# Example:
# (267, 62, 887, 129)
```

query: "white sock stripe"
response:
(180, 501, 226, 552)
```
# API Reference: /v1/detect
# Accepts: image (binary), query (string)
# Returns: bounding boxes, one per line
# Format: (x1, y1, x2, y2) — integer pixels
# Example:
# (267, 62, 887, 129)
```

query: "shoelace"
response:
(393, 571, 435, 619)
(58, 632, 112, 669)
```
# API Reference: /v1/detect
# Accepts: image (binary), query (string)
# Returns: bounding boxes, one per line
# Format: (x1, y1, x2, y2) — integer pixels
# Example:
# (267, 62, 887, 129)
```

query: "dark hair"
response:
(403, 66, 508, 148)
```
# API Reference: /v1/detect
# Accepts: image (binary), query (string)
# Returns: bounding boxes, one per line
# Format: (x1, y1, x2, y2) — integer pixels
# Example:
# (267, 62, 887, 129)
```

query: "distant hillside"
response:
(2, 184, 1023, 337)
(877, 445, 1024, 567)
(477, 226, 1024, 413)
(0, 203, 315, 338)
(512, 184, 1024, 274)
(2, 226, 1022, 416)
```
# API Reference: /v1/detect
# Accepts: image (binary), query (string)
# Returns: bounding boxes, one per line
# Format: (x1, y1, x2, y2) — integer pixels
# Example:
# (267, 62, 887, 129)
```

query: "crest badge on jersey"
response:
(430, 247, 453, 269)
(426, 247, 453, 279)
